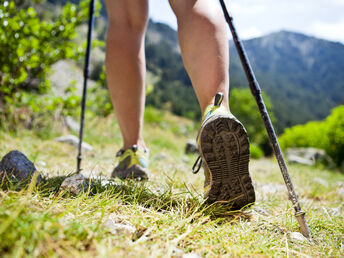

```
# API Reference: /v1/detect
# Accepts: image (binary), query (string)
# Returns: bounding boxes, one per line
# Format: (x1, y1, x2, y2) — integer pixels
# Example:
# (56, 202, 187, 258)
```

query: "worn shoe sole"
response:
(199, 114, 255, 209)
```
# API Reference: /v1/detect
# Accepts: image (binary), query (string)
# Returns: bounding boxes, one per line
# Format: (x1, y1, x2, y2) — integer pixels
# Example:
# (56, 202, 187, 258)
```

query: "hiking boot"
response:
(111, 145, 150, 180)
(192, 92, 255, 209)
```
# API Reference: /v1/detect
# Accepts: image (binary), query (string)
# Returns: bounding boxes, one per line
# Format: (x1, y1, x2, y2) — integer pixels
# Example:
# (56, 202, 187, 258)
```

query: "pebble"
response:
(289, 232, 308, 242)
(313, 177, 328, 187)
(103, 217, 136, 236)
(337, 187, 344, 198)
(183, 253, 201, 258)
(54, 135, 93, 152)
(59, 174, 88, 195)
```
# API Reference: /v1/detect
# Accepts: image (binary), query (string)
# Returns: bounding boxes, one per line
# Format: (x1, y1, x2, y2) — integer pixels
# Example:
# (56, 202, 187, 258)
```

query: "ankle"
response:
(122, 138, 146, 150)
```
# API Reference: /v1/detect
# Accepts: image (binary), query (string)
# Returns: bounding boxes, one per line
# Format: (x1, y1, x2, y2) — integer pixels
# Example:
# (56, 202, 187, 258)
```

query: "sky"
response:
(149, 0, 344, 43)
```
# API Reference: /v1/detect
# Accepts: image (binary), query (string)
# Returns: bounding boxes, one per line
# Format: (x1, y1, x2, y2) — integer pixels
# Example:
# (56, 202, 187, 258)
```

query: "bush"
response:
(325, 106, 344, 167)
(0, 0, 90, 127)
(250, 143, 264, 159)
(279, 105, 344, 167)
(230, 88, 275, 156)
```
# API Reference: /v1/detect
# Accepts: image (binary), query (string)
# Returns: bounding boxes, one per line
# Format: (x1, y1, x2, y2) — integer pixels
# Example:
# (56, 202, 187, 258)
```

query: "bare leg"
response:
(169, 0, 229, 113)
(105, 0, 148, 149)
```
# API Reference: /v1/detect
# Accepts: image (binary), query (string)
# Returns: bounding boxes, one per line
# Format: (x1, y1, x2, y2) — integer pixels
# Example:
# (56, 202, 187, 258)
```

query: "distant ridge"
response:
(229, 30, 344, 130)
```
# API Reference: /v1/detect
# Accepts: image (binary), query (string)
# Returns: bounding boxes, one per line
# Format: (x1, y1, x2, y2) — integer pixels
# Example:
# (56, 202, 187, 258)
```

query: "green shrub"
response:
(230, 88, 275, 156)
(279, 105, 344, 167)
(0, 0, 92, 127)
(250, 143, 264, 159)
(325, 106, 344, 167)
(144, 106, 164, 125)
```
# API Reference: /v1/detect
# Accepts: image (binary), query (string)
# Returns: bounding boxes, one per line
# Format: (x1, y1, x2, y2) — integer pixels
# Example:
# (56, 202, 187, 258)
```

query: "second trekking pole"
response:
(77, 0, 96, 173)
(218, 0, 311, 238)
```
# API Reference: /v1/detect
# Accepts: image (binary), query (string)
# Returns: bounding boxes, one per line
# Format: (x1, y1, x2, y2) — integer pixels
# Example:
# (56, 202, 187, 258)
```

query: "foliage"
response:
(0, 0, 89, 124)
(280, 105, 344, 167)
(230, 88, 275, 155)
(250, 143, 264, 159)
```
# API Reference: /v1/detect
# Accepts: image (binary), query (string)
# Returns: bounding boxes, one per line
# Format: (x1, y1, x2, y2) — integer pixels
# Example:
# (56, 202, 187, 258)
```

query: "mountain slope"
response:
(230, 31, 344, 130)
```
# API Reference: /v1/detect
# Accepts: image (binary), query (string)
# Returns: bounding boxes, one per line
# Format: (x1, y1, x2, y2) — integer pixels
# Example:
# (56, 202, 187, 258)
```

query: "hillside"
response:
(230, 31, 344, 130)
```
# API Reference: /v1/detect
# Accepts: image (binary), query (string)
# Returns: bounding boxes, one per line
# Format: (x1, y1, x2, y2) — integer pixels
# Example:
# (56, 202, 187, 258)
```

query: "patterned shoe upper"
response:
(112, 145, 150, 180)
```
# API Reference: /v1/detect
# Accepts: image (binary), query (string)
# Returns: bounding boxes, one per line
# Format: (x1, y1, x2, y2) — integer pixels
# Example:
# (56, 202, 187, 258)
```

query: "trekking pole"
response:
(218, 0, 311, 238)
(77, 0, 96, 173)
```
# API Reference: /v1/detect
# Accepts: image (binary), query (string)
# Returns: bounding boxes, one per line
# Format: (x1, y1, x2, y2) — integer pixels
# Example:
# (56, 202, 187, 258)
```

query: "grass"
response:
(0, 112, 344, 257)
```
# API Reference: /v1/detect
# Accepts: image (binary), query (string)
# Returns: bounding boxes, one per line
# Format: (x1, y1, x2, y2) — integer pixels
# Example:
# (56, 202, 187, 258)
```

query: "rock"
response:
(337, 187, 344, 198)
(313, 177, 328, 187)
(185, 139, 198, 154)
(103, 217, 136, 236)
(59, 174, 88, 195)
(36, 161, 46, 167)
(286, 147, 334, 167)
(183, 253, 201, 258)
(259, 183, 285, 195)
(63, 116, 80, 132)
(289, 232, 308, 242)
(49, 60, 96, 97)
(182, 156, 189, 163)
(0, 150, 41, 183)
(55, 135, 93, 152)
(172, 248, 184, 257)
(329, 205, 343, 216)
(153, 153, 168, 160)
(287, 155, 314, 166)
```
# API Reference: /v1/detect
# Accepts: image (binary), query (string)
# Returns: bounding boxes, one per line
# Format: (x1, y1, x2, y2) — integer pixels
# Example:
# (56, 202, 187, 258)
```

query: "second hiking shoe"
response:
(193, 92, 255, 209)
(112, 145, 150, 180)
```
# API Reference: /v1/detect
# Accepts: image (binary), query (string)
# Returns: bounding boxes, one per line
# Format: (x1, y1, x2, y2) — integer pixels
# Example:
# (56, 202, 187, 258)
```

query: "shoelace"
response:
(192, 155, 202, 174)
(116, 149, 125, 157)
(116, 145, 149, 157)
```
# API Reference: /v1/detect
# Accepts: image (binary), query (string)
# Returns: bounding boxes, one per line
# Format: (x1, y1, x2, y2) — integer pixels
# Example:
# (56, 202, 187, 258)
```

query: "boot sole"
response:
(199, 115, 255, 209)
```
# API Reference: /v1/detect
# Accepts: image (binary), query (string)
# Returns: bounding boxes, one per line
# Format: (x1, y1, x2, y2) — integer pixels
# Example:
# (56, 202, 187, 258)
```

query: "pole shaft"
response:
(218, 0, 311, 238)
(77, 0, 96, 173)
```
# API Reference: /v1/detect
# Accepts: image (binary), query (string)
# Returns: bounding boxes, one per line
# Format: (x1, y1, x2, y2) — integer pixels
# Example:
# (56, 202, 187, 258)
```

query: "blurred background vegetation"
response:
(1, 0, 344, 167)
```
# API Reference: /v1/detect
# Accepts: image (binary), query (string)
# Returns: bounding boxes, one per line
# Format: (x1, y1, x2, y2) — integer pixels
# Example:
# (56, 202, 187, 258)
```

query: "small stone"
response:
(337, 187, 344, 198)
(289, 232, 308, 242)
(183, 253, 201, 258)
(153, 153, 168, 160)
(0, 150, 41, 184)
(185, 139, 198, 154)
(313, 177, 328, 187)
(59, 174, 88, 195)
(287, 155, 314, 166)
(329, 206, 343, 216)
(63, 116, 80, 132)
(182, 156, 189, 163)
(172, 248, 184, 257)
(36, 161, 46, 167)
(259, 183, 285, 195)
(336, 182, 344, 187)
(100, 179, 119, 187)
(55, 135, 93, 152)
(103, 218, 136, 236)
(286, 147, 334, 167)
